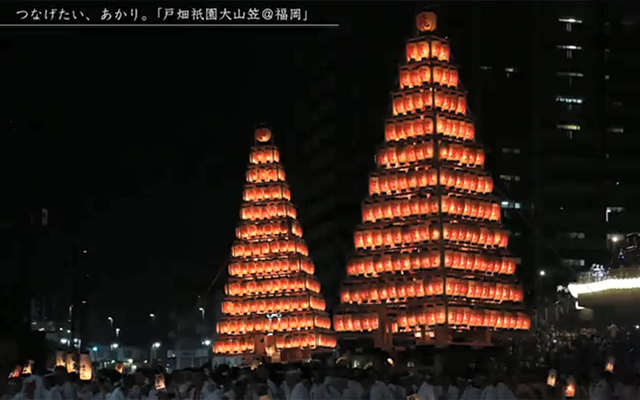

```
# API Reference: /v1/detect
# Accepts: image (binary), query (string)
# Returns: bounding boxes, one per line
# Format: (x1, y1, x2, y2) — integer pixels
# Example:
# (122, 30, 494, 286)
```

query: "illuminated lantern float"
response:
(335, 12, 529, 349)
(213, 127, 336, 361)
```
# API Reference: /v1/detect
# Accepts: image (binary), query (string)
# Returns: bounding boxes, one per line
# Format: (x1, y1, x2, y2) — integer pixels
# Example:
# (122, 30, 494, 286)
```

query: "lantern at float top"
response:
(255, 127, 272, 143)
(416, 11, 437, 32)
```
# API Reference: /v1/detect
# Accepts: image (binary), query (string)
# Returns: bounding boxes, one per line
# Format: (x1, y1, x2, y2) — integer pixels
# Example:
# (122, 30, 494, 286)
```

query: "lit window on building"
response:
(564, 232, 586, 239)
(502, 148, 522, 154)
(557, 124, 581, 131)
(605, 207, 625, 222)
(480, 66, 492, 71)
(499, 174, 522, 182)
(557, 72, 584, 78)
(558, 44, 582, 50)
(500, 201, 522, 209)
(505, 67, 518, 77)
(605, 74, 610, 80)
(556, 96, 583, 104)
(607, 127, 624, 133)
(562, 259, 585, 267)
(558, 18, 583, 24)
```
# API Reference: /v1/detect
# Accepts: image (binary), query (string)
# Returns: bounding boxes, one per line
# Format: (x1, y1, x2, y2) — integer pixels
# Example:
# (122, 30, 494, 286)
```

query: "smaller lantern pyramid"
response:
(213, 127, 336, 359)
(334, 12, 529, 348)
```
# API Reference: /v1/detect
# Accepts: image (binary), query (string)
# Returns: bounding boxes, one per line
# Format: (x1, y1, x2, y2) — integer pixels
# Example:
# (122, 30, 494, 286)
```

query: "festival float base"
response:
(333, 11, 530, 351)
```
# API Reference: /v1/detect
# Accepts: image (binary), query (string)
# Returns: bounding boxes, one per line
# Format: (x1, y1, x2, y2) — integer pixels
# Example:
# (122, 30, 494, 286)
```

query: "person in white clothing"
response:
(109, 376, 134, 400)
(289, 371, 312, 400)
(459, 375, 484, 400)
(281, 370, 301, 400)
(386, 376, 407, 400)
(589, 370, 613, 400)
(309, 370, 340, 400)
(416, 375, 436, 400)
(433, 376, 458, 400)
(345, 370, 366, 400)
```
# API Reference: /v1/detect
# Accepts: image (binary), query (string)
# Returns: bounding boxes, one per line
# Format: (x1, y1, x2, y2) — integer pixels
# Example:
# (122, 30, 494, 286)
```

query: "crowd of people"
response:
(4, 326, 640, 400)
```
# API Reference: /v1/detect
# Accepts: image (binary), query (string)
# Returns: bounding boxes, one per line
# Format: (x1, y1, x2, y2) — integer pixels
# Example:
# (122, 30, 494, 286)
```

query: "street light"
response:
(539, 270, 546, 277)
(107, 316, 114, 330)
(198, 307, 205, 319)
(153, 342, 161, 348)
(149, 313, 155, 322)
(110, 343, 119, 349)
(203, 340, 211, 346)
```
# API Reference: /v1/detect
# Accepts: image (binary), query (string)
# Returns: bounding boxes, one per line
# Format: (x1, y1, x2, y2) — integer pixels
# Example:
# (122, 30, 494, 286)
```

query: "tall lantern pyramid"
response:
(334, 12, 530, 349)
(213, 127, 336, 361)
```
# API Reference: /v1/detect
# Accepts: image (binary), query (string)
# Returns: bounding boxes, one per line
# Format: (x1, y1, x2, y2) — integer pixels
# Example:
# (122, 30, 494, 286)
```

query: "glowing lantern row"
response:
(228, 258, 314, 277)
(221, 295, 326, 316)
(392, 90, 466, 116)
(333, 313, 380, 332)
(393, 308, 530, 330)
(225, 276, 321, 296)
(217, 314, 330, 335)
(436, 115, 475, 140)
(236, 220, 302, 240)
(395, 307, 448, 328)
(377, 142, 484, 168)
(340, 278, 526, 304)
(274, 333, 336, 349)
(243, 184, 291, 202)
(249, 146, 280, 165)
(448, 308, 530, 329)
(399, 65, 459, 89)
(377, 140, 433, 166)
(385, 117, 475, 142)
(231, 239, 309, 258)
(213, 338, 255, 354)
(340, 279, 432, 303)
(347, 251, 516, 276)
(241, 202, 297, 221)
(406, 40, 450, 63)
(354, 223, 508, 250)
(369, 169, 493, 196)
(445, 278, 524, 302)
(362, 196, 500, 223)
(246, 166, 286, 184)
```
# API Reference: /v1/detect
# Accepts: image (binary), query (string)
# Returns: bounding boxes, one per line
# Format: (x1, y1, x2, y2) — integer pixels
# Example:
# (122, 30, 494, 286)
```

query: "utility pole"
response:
(70, 243, 79, 357)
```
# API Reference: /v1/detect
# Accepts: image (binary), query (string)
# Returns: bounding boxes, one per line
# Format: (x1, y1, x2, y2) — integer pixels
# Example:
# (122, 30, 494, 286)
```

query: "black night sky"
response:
(4, 2, 528, 344)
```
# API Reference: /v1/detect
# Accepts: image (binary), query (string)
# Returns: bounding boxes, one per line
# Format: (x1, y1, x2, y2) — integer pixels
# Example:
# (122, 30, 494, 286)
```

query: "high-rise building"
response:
(284, 30, 345, 311)
(334, 12, 529, 349)
(446, 2, 640, 300)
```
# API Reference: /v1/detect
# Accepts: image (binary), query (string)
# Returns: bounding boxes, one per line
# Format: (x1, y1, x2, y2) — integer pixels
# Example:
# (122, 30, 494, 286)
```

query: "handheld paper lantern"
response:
(155, 374, 166, 391)
(22, 360, 33, 375)
(564, 377, 576, 398)
(79, 354, 92, 381)
(8, 365, 21, 379)
(66, 353, 76, 374)
(115, 363, 124, 374)
(605, 356, 615, 372)
(56, 351, 65, 367)
(547, 369, 557, 387)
